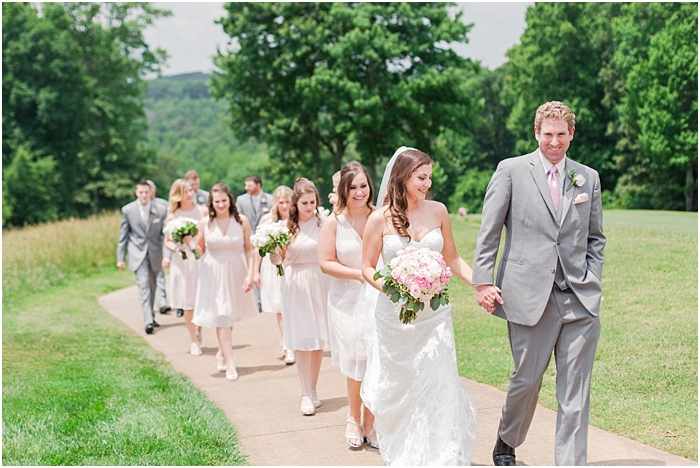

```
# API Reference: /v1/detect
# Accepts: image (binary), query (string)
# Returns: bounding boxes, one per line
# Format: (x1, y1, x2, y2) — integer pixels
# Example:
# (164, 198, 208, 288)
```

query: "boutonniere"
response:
(151, 207, 158, 215)
(261, 196, 268, 205)
(566, 169, 586, 192)
(198, 196, 204, 204)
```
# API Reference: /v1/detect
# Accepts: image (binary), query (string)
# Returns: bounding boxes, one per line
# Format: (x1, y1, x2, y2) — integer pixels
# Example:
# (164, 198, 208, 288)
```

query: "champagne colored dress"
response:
(260, 255, 281, 313)
(168, 207, 203, 310)
(327, 214, 366, 381)
(281, 218, 331, 351)
(193, 217, 258, 328)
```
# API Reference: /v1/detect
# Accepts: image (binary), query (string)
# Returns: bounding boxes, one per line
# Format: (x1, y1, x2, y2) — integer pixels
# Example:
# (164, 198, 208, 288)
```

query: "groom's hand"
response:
(475, 285, 503, 313)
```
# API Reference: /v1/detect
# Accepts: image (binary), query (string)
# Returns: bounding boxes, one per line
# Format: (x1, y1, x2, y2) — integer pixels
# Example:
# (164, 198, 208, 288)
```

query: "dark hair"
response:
(245, 174, 262, 186)
(208, 183, 242, 225)
(385, 149, 434, 241)
(288, 178, 322, 236)
(136, 180, 151, 188)
(336, 161, 374, 214)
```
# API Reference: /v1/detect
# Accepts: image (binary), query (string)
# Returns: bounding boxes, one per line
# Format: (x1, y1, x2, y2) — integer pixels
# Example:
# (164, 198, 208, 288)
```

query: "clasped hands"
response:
(475, 284, 504, 313)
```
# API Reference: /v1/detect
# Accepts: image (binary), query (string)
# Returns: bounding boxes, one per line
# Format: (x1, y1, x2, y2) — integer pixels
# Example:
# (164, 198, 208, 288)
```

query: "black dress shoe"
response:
(152, 321, 161, 327)
(176, 309, 184, 318)
(159, 306, 171, 314)
(145, 324, 154, 334)
(493, 435, 516, 466)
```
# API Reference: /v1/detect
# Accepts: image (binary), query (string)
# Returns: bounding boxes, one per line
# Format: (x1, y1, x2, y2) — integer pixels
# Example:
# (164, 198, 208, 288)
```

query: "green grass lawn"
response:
(450, 210, 698, 460)
(3, 213, 247, 465)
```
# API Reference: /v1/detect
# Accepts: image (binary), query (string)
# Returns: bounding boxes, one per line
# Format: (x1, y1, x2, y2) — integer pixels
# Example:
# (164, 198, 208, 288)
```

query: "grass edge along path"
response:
(449, 210, 698, 461)
(2, 268, 248, 466)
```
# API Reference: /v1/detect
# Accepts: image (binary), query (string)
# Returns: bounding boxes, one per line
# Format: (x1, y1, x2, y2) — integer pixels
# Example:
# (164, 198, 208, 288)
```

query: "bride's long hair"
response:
(385, 149, 433, 241)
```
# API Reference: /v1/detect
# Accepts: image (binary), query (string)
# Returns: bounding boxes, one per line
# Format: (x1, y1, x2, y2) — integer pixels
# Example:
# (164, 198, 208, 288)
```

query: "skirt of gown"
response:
(281, 264, 330, 351)
(168, 250, 199, 310)
(260, 255, 281, 313)
(327, 276, 366, 381)
(361, 291, 478, 466)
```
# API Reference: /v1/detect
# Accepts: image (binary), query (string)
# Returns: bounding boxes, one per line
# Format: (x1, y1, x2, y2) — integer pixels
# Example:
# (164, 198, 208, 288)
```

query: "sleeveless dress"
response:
(260, 253, 281, 313)
(192, 217, 258, 328)
(360, 228, 478, 466)
(168, 206, 203, 310)
(327, 214, 366, 381)
(280, 218, 331, 351)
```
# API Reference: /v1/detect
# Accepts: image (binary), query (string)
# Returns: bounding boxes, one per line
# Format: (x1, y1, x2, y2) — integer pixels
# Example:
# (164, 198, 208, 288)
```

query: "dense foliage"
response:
(2, 3, 169, 227)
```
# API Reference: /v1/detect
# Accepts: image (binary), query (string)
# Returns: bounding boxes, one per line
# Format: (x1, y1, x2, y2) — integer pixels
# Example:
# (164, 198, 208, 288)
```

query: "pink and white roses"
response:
(250, 220, 292, 276)
(373, 246, 452, 324)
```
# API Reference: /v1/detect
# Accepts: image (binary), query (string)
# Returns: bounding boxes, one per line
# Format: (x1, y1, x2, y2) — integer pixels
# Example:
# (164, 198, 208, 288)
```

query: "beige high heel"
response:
(365, 427, 379, 449)
(310, 387, 321, 408)
(345, 415, 364, 448)
(225, 364, 239, 381)
(300, 393, 315, 415)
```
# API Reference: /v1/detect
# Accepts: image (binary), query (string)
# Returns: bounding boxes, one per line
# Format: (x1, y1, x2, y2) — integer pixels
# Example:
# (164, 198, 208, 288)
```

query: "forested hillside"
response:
(144, 73, 269, 197)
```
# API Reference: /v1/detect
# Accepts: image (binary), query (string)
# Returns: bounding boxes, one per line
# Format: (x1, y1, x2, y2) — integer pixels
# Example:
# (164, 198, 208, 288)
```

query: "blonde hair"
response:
(168, 179, 189, 215)
(534, 101, 576, 131)
(270, 185, 293, 221)
(331, 171, 341, 187)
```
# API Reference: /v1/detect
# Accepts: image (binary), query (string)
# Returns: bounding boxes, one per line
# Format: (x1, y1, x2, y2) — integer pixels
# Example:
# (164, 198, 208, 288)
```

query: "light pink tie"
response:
(141, 207, 148, 225)
(547, 166, 561, 211)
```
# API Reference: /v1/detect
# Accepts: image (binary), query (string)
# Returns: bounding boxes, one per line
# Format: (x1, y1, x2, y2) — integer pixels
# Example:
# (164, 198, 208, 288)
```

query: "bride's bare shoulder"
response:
(368, 205, 390, 221)
(425, 200, 448, 215)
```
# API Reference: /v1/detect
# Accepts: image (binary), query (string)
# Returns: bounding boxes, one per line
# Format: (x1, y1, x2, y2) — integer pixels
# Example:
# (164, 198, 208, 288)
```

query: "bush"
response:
(448, 169, 493, 214)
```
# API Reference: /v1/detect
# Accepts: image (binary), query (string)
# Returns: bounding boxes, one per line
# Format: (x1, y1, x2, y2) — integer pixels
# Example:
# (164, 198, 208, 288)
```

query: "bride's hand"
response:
(475, 284, 503, 313)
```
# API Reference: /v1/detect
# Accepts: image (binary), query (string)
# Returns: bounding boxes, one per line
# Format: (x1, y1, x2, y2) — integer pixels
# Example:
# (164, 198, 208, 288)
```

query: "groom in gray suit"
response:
(473, 101, 605, 466)
(117, 181, 169, 334)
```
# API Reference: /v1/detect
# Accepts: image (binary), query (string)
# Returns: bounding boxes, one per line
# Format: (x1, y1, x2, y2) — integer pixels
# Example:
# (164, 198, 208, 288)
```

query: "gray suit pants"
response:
(499, 286, 600, 466)
(135, 258, 159, 327)
(155, 270, 168, 310)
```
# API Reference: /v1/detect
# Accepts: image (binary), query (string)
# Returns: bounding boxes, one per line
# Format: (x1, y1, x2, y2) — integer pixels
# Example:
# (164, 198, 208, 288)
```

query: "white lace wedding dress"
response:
(360, 228, 478, 466)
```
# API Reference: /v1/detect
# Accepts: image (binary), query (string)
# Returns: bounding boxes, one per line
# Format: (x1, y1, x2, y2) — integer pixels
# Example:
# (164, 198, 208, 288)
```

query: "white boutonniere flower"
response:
(566, 170, 586, 192)
(315, 207, 330, 219)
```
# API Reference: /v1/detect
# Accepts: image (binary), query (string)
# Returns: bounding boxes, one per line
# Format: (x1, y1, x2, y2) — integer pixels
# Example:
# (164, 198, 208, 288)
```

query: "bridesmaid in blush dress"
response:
(193, 183, 258, 381)
(162, 179, 208, 356)
(270, 178, 330, 415)
(318, 161, 378, 448)
(253, 185, 295, 364)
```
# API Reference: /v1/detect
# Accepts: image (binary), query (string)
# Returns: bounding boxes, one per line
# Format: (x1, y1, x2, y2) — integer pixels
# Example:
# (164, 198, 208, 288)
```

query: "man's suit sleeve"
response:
(472, 161, 512, 286)
(117, 208, 130, 263)
(586, 171, 605, 280)
(235, 195, 244, 216)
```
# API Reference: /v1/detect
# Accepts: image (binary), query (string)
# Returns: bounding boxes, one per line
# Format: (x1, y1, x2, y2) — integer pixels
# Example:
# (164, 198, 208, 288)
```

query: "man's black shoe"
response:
(493, 435, 516, 466)
(176, 309, 184, 318)
(145, 324, 154, 334)
(152, 321, 161, 327)
(159, 306, 171, 314)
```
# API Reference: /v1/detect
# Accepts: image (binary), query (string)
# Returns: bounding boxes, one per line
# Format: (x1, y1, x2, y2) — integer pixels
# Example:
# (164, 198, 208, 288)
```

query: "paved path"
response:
(99, 285, 694, 466)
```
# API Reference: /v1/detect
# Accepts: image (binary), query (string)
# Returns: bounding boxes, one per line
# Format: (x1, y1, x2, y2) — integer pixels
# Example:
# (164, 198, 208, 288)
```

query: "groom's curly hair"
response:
(385, 149, 433, 241)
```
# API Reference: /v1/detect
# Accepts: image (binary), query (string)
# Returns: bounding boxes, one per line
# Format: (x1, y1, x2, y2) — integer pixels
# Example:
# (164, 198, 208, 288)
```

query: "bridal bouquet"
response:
(373, 246, 451, 324)
(164, 218, 200, 260)
(251, 220, 293, 276)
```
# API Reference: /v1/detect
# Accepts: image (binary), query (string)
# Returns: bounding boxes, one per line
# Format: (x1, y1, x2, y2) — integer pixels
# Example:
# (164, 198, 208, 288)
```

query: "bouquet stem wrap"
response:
(373, 246, 451, 324)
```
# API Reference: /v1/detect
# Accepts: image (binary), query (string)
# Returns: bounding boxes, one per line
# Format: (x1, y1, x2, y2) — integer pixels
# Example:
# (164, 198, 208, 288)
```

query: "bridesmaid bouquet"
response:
(251, 220, 292, 276)
(164, 218, 201, 260)
(373, 246, 451, 324)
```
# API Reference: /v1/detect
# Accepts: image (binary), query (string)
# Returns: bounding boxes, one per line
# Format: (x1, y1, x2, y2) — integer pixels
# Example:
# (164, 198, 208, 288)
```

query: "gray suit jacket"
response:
(194, 189, 209, 206)
(473, 150, 606, 326)
(117, 199, 168, 272)
(236, 191, 272, 231)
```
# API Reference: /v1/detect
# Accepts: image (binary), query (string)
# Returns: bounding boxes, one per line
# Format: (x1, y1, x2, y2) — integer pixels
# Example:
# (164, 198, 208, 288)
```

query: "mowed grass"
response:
(3, 214, 247, 465)
(450, 210, 698, 460)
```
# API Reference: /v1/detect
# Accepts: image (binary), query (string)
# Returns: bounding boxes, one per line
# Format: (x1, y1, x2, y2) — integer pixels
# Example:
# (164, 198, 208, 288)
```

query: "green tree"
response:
(211, 2, 480, 189)
(3, 146, 59, 226)
(501, 3, 618, 190)
(2, 3, 170, 226)
(610, 3, 697, 211)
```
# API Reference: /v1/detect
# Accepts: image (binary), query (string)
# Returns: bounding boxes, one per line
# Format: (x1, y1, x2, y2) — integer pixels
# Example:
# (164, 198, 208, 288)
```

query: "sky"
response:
(143, 2, 532, 77)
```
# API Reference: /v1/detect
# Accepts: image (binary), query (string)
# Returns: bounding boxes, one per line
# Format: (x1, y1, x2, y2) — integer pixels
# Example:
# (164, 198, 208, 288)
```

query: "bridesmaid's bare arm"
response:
(318, 213, 364, 282)
(240, 215, 255, 292)
(362, 207, 389, 292)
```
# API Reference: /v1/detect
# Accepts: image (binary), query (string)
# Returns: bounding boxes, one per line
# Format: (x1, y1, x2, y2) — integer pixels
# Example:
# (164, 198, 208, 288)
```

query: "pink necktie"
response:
(142, 207, 148, 225)
(547, 166, 561, 211)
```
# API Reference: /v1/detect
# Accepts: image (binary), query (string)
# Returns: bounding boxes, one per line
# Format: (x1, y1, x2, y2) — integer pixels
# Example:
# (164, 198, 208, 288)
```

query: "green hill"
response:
(145, 73, 269, 196)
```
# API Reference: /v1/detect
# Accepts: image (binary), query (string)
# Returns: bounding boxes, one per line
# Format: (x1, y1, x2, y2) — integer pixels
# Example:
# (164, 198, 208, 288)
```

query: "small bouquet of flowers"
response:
(164, 218, 200, 260)
(251, 220, 293, 276)
(373, 246, 452, 324)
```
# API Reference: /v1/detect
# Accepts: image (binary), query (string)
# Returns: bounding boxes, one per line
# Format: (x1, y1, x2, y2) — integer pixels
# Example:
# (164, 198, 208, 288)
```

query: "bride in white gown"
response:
(360, 147, 479, 465)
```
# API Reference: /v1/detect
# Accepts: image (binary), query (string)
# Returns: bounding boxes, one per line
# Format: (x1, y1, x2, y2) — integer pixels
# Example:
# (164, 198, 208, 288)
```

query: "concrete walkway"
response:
(99, 285, 694, 466)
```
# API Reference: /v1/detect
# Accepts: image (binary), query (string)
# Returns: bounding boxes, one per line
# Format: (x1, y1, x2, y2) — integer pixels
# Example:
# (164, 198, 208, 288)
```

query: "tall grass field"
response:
(450, 209, 698, 460)
(3, 209, 697, 462)
(2, 212, 247, 465)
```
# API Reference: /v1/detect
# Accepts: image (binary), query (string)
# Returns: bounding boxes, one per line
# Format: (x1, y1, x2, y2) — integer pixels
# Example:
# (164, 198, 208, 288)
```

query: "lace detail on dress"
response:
(361, 227, 477, 466)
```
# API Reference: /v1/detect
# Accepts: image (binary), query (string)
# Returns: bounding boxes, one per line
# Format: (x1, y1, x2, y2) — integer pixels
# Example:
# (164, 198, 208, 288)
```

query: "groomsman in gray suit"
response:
(117, 181, 169, 334)
(472, 101, 605, 466)
(185, 170, 209, 206)
(146, 180, 171, 315)
(236, 174, 272, 311)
